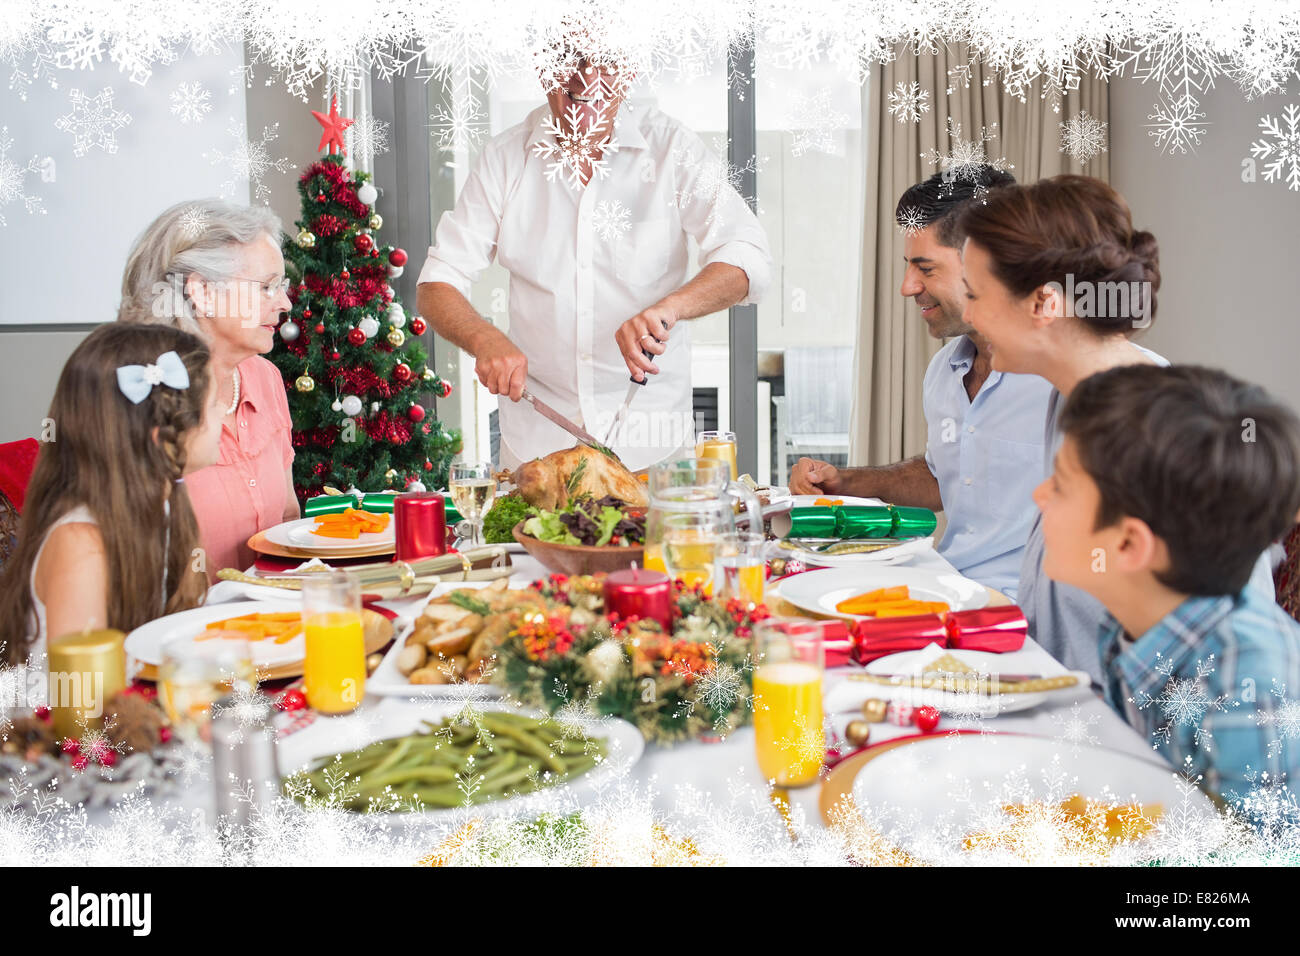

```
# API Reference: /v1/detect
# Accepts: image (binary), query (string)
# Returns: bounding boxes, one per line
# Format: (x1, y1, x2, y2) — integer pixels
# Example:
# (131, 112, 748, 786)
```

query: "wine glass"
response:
(449, 459, 496, 547)
(660, 510, 728, 594)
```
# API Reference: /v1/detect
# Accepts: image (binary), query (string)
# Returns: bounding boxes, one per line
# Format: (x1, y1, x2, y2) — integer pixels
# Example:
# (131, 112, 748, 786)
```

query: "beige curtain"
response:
(849, 45, 1109, 466)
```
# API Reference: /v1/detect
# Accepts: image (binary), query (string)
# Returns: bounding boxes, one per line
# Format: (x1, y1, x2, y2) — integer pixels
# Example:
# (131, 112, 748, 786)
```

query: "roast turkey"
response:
(506, 446, 648, 510)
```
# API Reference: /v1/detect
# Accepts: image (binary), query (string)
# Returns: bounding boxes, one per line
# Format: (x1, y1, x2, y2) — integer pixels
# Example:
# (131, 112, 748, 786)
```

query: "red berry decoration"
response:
(354, 233, 373, 254)
(410, 317, 427, 336)
(159, 725, 173, 744)
(407, 403, 426, 423)
(388, 247, 408, 267)
(394, 362, 412, 382)
(347, 327, 366, 346)
(97, 749, 118, 768)
(913, 705, 941, 733)
(276, 689, 308, 713)
(61, 738, 81, 755)
(314, 323, 325, 334)
(71, 753, 89, 772)
(34, 705, 51, 722)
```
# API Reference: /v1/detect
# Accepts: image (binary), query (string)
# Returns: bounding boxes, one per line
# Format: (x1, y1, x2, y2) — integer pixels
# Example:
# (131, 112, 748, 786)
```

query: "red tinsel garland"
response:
(311, 214, 346, 237)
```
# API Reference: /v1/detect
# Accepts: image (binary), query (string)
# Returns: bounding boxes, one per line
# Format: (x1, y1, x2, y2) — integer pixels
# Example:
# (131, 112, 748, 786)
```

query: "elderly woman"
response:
(118, 199, 299, 575)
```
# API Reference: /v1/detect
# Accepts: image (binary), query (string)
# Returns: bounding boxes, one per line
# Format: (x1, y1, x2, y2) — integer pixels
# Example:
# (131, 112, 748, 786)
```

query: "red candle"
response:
(603, 567, 673, 633)
(394, 492, 448, 562)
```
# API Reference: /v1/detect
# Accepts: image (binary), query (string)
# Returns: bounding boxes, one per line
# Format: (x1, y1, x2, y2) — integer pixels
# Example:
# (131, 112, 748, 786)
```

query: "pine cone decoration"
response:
(103, 691, 166, 754)
(0, 715, 57, 761)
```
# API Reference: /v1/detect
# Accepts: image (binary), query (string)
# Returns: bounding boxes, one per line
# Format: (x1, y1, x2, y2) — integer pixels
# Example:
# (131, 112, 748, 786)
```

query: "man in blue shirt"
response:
(1041, 364, 1300, 811)
(791, 169, 1052, 599)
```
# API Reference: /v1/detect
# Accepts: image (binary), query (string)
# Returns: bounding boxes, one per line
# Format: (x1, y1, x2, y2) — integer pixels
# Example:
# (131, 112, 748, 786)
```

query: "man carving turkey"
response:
(416, 38, 772, 472)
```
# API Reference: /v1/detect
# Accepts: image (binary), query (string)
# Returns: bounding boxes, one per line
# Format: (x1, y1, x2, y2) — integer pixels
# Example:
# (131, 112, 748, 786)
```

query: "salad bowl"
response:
(511, 521, 646, 575)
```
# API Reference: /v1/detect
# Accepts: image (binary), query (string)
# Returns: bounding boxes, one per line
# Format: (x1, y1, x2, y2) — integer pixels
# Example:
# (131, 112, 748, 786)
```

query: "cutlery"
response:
(521, 387, 618, 459)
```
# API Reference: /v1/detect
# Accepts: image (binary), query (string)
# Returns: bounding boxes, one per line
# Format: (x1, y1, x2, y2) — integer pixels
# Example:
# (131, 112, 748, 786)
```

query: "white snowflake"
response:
(204, 121, 295, 205)
(177, 204, 210, 241)
(208, 686, 273, 746)
(0, 127, 46, 227)
(1142, 756, 1239, 865)
(788, 89, 849, 157)
(532, 104, 620, 190)
(54, 87, 132, 157)
(429, 100, 487, 152)
(671, 136, 759, 230)
(887, 80, 931, 123)
(1256, 680, 1300, 759)
(921, 118, 1013, 196)
(1145, 96, 1210, 155)
(1050, 701, 1101, 754)
(774, 709, 825, 782)
(1059, 110, 1108, 163)
(346, 114, 390, 163)
(1248, 103, 1300, 192)
(169, 82, 212, 125)
(896, 204, 926, 236)
(1132, 653, 1236, 753)
(591, 199, 631, 243)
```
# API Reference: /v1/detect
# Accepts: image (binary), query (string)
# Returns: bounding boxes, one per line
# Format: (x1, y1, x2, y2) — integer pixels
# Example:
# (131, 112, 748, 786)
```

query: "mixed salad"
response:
(522, 495, 646, 547)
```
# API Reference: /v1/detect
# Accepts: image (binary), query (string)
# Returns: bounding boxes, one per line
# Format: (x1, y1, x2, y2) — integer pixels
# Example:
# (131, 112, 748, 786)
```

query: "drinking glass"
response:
(302, 571, 366, 715)
(449, 460, 497, 547)
(158, 636, 255, 743)
(696, 430, 739, 480)
(714, 531, 767, 608)
(752, 619, 826, 787)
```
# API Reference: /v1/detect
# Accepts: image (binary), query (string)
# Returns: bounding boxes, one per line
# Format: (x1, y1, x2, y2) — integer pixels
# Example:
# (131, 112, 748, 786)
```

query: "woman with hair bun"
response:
(118, 199, 299, 575)
(956, 175, 1276, 681)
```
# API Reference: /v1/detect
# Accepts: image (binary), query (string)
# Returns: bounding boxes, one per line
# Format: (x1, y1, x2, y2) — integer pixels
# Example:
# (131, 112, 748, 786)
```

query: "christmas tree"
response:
(270, 98, 459, 501)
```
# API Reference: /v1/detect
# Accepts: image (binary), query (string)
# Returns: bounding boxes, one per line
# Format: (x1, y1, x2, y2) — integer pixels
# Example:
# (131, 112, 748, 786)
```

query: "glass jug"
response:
(643, 458, 763, 591)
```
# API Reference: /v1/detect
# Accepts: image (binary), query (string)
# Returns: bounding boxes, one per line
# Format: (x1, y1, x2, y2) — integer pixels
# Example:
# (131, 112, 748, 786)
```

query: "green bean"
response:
(477, 749, 518, 785)
(481, 717, 566, 774)
(479, 760, 542, 795)
(357, 765, 457, 792)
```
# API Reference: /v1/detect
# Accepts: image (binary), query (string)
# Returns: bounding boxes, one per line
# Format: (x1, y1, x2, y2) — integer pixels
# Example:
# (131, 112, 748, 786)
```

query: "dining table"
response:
(179, 541, 1167, 849)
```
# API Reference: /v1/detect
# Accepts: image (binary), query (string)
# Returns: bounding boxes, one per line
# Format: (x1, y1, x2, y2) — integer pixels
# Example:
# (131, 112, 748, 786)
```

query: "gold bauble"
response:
(368, 213, 383, 230)
(295, 229, 316, 249)
(422, 368, 436, 381)
(386, 327, 406, 347)
(384, 468, 398, 481)
(295, 374, 316, 393)
(845, 720, 872, 747)
(861, 698, 888, 723)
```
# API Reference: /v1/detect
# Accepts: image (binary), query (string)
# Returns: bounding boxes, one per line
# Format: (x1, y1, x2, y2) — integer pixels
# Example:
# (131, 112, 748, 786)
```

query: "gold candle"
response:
(46, 629, 126, 741)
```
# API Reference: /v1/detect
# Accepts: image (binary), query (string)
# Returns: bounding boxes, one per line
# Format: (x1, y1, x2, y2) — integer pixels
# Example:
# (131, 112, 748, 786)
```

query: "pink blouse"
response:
(186, 356, 295, 576)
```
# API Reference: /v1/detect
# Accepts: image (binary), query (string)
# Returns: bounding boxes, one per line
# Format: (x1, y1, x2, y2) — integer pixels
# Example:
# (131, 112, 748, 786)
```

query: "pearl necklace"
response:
(226, 369, 241, 416)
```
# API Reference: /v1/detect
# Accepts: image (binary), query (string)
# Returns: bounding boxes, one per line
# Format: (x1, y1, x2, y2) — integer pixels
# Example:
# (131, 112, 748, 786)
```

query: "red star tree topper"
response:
(267, 100, 460, 500)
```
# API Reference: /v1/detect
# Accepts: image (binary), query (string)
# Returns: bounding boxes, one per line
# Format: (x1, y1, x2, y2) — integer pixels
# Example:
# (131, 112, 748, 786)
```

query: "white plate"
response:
(789, 494, 886, 508)
(848, 733, 1215, 862)
(125, 599, 306, 670)
(857, 647, 1091, 716)
(772, 535, 935, 568)
(775, 565, 988, 620)
(277, 697, 644, 825)
(264, 515, 396, 552)
(368, 581, 505, 699)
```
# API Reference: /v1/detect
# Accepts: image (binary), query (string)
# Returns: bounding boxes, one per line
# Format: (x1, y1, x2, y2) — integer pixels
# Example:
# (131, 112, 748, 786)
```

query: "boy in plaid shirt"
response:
(1035, 364, 1300, 809)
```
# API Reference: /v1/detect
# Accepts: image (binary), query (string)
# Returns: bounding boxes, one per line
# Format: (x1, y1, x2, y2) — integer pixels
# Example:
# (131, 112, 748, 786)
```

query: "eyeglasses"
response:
(227, 276, 292, 300)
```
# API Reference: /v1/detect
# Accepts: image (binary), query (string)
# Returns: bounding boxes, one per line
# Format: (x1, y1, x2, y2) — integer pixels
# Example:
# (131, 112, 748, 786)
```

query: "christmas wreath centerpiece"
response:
(492, 574, 771, 746)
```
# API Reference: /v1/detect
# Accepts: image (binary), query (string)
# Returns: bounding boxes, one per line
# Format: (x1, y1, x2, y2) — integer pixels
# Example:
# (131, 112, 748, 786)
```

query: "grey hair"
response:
(117, 199, 283, 334)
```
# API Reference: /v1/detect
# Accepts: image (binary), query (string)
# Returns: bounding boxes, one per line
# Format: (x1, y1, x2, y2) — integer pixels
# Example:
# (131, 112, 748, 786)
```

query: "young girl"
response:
(0, 323, 223, 667)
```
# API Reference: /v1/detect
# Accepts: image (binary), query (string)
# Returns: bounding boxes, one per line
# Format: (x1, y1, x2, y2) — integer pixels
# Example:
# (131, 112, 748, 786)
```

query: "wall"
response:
(1109, 80, 1300, 413)
(0, 50, 324, 444)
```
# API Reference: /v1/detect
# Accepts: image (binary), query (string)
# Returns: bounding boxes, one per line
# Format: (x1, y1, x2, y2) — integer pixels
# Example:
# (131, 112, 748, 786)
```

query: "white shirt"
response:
(418, 103, 773, 470)
(922, 336, 1054, 598)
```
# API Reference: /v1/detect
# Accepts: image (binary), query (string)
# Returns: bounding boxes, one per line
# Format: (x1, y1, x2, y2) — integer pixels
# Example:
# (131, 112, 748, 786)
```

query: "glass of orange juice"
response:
(695, 430, 738, 480)
(714, 531, 767, 608)
(302, 571, 366, 715)
(752, 619, 826, 787)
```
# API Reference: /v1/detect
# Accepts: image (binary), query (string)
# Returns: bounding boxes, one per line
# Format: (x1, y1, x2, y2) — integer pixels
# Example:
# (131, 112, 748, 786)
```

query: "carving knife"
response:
(520, 387, 618, 460)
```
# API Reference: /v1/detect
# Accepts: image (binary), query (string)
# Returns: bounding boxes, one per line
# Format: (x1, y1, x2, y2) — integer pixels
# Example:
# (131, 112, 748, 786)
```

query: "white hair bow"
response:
(116, 351, 190, 404)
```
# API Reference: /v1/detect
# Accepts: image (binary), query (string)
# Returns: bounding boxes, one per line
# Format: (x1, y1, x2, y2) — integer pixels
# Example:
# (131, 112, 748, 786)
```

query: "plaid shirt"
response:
(1099, 586, 1300, 807)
